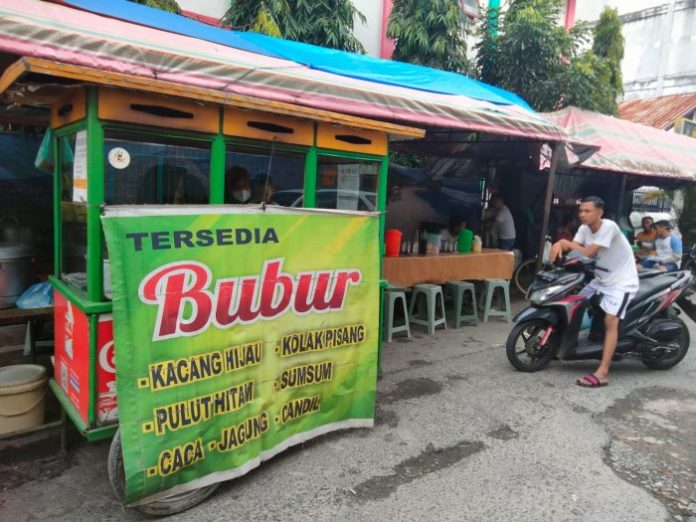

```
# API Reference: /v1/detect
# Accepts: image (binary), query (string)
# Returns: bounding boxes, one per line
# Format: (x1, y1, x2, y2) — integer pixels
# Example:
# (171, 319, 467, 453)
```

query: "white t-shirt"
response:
(573, 219, 639, 293)
(496, 205, 516, 240)
(655, 234, 683, 267)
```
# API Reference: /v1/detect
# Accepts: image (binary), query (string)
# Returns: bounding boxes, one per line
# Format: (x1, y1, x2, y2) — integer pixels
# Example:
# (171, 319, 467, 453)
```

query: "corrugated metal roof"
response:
(543, 106, 696, 182)
(619, 93, 696, 130)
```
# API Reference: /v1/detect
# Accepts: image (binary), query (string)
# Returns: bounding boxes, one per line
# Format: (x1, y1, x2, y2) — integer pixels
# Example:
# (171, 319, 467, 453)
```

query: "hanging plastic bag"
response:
(34, 128, 74, 174)
(16, 282, 54, 309)
(34, 128, 54, 173)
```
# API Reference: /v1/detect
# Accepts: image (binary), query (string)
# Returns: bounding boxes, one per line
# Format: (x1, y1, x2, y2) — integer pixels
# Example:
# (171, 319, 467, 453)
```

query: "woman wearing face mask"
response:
(224, 166, 253, 204)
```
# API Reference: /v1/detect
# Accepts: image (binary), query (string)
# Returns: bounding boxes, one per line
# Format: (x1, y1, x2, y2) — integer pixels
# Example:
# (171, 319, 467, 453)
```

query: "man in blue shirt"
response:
(640, 220, 682, 272)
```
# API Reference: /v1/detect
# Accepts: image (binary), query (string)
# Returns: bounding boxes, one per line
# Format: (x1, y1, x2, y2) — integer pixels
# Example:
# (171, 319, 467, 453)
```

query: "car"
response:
(270, 189, 377, 212)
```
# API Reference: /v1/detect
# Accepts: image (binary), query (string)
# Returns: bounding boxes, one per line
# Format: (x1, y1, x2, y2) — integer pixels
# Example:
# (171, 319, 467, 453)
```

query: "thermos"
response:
(457, 229, 474, 253)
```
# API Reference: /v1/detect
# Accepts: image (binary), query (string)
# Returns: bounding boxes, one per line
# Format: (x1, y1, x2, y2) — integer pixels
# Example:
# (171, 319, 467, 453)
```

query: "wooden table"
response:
(0, 306, 53, 361)
(382, 249, 514, 288)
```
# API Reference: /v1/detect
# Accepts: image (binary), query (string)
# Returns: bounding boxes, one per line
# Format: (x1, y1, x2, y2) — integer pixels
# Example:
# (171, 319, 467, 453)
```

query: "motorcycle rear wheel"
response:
(506, 319, 558, 372)
(641, 318, 690, 370)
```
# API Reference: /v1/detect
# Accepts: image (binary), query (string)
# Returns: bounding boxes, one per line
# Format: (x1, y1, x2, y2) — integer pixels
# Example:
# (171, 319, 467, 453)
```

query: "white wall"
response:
(574, 0, 665, 22)
(570, 1, 696, 100)
(177, 0, 228, 19)
(351, 0, 384, 57)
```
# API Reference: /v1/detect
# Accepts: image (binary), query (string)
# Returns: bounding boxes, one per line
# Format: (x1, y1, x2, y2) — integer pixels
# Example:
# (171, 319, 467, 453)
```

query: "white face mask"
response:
(233, 189, 251, 202)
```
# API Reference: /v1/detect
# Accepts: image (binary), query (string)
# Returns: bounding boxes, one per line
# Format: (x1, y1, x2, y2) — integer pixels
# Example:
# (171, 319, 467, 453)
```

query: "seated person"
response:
(638, 219, 682, 272)
(554, 213, 577, 242)
(441, 215, 466, 241)
(635, 216, 657, 261)
(224, 166, 253, 204)
(137, 163, 206, 204)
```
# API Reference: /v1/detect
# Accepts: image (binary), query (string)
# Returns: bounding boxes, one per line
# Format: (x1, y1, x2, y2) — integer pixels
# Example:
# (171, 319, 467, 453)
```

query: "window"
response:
(103, 132, 210, 205)
(225, 144, 305, 206)
(59, 132, 88, 291)
(316, 156, 379, 212)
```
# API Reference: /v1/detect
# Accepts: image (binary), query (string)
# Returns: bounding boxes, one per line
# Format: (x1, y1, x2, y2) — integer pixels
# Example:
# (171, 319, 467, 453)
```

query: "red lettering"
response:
(237, 278, 261, 322)
(260, 260, 293, 317)
(139, 262, 212, 339)
(139, 259, 363, 339)
(295, 273, 332, 313)
(214, 279, 240, 326)
(329, 271, 362, 308)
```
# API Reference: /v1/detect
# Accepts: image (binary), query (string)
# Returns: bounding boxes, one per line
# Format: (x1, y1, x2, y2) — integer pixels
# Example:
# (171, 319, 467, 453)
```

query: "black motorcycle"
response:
(506, 254, 692, 372)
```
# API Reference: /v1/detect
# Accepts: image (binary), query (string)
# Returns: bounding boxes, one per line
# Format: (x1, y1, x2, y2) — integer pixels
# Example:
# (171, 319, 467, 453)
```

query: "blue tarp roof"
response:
(55, 0, 533, 111)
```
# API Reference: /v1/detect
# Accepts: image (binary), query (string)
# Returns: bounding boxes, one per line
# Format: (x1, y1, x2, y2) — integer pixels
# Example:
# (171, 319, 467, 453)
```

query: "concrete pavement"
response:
(1, 300, 695, 521)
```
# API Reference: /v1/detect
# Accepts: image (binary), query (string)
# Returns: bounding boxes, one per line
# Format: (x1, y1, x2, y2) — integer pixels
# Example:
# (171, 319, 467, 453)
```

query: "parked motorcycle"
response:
(667, 242, 696, 323)
(506, 253, 692, 372)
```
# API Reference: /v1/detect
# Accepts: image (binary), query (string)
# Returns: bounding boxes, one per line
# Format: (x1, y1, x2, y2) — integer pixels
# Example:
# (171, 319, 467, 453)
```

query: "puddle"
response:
(377, 378, 443, 405)
(351, 440, 484, 501)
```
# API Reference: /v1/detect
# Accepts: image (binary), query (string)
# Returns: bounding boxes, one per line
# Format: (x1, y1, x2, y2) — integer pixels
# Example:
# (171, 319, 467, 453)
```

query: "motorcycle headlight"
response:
(529, 284, 566, 304)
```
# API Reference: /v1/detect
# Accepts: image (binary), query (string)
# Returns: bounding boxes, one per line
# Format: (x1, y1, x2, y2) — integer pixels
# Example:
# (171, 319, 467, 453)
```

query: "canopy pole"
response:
(536, 143, 562, 274)
(617, 173, 627, 220)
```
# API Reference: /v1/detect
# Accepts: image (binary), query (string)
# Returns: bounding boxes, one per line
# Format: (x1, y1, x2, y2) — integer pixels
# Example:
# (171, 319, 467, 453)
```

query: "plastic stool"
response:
(409, 284, 447, 335)
(383, 289, 411, 342)
(445, 281, 478, 328)
(481, 279, 512, 323)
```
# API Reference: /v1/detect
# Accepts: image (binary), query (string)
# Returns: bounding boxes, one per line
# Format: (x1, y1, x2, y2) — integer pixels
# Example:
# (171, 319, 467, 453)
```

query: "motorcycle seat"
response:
(633, 273, 678, 302)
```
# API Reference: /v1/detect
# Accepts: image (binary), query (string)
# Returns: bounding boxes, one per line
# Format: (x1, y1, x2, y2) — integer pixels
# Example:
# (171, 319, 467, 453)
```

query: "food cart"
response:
(36, 83, 420, 512)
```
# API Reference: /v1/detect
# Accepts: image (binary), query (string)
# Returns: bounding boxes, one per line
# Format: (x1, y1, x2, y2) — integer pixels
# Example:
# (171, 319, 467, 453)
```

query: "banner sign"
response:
(102, 206, 380, 504)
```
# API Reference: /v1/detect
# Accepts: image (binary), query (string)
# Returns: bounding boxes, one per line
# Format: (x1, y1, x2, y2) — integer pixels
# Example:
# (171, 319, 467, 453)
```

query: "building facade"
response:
(571, 0, 696, 100)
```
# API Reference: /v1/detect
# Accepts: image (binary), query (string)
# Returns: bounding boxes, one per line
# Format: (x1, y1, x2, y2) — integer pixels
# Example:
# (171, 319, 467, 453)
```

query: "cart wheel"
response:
(107, 428, 220, 516)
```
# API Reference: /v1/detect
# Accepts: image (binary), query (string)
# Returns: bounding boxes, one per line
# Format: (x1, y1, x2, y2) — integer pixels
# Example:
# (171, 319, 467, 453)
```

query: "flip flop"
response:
(576, 374, 608, 388)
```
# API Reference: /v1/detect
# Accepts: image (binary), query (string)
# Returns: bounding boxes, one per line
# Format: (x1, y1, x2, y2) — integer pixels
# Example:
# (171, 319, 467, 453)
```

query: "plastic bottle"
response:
(472, 235, 483, 253)
(419, 227, 428, 255)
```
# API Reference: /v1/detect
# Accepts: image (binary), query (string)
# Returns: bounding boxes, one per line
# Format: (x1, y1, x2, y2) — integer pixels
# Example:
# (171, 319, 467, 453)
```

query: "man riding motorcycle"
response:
(549, 196, 639, 388)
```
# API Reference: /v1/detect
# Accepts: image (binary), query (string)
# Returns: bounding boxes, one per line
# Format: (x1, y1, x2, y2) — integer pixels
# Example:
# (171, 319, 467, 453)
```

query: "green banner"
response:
(102, 207, 380, 504)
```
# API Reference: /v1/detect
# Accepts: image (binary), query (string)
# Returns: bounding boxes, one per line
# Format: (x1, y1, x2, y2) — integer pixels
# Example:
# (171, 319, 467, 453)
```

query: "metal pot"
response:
(0, 217, 33, 245)
(0, 242, 34, 309)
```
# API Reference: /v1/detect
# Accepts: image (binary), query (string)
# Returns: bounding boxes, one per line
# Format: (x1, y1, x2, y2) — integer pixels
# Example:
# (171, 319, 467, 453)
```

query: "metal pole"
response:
(617, 173, 627, 220)
(536, 143, 562, 274)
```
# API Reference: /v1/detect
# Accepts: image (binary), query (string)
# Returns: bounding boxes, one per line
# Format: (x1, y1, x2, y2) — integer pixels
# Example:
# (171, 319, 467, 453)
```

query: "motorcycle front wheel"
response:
(506, 319, 558, 372)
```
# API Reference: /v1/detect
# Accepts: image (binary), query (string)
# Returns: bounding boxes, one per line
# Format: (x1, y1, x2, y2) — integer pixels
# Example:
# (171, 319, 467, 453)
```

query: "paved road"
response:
(2, 301, 695, 521)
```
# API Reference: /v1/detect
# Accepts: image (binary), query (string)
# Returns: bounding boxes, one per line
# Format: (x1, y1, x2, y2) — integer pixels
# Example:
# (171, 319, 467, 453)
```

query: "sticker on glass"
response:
(108, 147, 131, 169)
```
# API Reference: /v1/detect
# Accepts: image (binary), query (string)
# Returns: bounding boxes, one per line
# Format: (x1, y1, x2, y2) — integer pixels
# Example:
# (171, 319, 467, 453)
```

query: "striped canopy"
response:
(544, 106, 696, 183)
(0, 0, 574, 143)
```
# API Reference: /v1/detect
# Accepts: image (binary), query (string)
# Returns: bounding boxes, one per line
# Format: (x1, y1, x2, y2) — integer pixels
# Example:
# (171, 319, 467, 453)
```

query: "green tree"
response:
(591, 6, 624, 112)
(223, 1, 286, 37)
(387, 0, 469, 73)
(476, 0, 577, 111)
(224, 0, 365, 53)
(130, 0, 181, 14)
(475, 0, 624, 115)
(559, 48, 619, 114)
